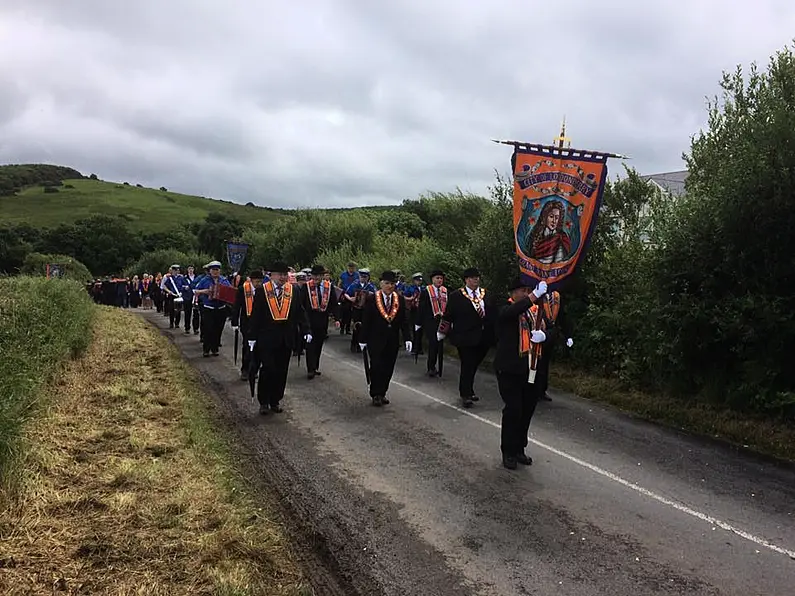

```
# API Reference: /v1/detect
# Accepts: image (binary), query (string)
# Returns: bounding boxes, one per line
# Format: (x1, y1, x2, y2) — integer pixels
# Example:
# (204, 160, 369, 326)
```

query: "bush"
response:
(43, 186, 59, 194)
(0, 277, 95, 498)
(160, 187, 168, 192)
(20, 253, 93, 282)
(89, 173, 98, 180)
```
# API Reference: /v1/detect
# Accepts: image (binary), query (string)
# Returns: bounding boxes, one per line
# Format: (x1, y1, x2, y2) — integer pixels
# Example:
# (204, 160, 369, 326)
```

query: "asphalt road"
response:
(144, 311, 795, 596)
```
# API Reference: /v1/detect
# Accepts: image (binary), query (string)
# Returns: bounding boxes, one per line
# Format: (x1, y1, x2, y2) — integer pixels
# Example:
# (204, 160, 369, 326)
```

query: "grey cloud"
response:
(1, 1, 794, 209)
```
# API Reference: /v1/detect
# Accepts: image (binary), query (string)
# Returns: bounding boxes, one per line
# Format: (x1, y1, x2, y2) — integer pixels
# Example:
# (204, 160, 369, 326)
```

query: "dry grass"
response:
(0, 308, 311, 595)
(551, 362, 795, 462)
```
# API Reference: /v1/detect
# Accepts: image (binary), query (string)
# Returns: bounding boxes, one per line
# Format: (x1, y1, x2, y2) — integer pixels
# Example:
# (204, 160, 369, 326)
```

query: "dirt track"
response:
(144, 311, 795, 596)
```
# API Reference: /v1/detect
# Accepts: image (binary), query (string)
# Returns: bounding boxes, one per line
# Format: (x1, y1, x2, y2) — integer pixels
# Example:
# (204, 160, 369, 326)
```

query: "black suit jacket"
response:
(300, 280, 340, 339)
(230, 283, 253, 331)
(359, 292, 411, 355)
(441, 287, 497, 348)
(249, 283, 309, 349)
(493, 296, 560, 376)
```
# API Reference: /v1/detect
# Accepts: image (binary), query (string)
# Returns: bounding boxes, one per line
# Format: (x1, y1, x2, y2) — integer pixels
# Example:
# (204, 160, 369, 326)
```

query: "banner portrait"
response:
(225, 241, 249, 272)
(46, 263, 65, 279)
(512, 145, 609, 290)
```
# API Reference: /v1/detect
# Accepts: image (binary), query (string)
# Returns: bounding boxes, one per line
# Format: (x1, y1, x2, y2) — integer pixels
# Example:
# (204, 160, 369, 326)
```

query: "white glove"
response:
(405, 341, 413, 353)
(566, 337, 574, 348)
(531, 330, 546, 343)
(231, 323, 238, 329)
(532, 281, 548, 299)
(304, 334, 313, 344)
(359, 343, 367, 350)
(436, 332, 445, 342)
(414, 325, 421, 331)
(247, 340, 256, 350)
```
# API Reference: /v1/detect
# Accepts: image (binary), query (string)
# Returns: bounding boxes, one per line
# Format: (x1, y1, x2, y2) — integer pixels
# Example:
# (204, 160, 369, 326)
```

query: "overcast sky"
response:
(1, 1, 793, 209)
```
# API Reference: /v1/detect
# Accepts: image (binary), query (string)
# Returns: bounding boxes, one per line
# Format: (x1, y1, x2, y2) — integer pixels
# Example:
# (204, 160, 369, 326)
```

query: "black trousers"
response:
(169, 299, 183, 328)
(305, 331, 326, 372)
(240, 327, 252, 373)
(369, 343, 399, 398)
(426, 328, 442, 372)
(183, 300, 198, 332)
(257, 343, 292, 406)
(456, 342, 490, 398)
(497, 371, 540, 456)
(201, 306, 226, 353)
(350, 309, 364, 351)
(341, 301, 352, 333)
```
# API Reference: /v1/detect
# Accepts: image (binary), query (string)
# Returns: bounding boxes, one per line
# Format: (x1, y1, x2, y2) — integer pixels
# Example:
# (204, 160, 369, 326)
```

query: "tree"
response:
(195, 212, 243, 259)
(40, 215, 144, 275)
(0, 225, 41, 274)
(653, 43, 795, 412)
(20, 252, 93, 282)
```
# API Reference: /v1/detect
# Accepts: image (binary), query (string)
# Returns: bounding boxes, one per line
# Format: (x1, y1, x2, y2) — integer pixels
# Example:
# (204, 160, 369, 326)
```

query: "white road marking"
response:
(328, 353, 795, 560)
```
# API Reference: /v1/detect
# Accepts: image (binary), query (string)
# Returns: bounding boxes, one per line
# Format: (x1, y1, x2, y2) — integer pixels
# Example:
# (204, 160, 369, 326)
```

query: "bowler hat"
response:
(507, 277, 526, 292)
(380, 270, 397, 283)
(270, 261, 289, 273)
(311, 264, 326, 275)
(248, 269, 264, 279)
(430, 269, 445, 278)
(462, 267, 480, 279)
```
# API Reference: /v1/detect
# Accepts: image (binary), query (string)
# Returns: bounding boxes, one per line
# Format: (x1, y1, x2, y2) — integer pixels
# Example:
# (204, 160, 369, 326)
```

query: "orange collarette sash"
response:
(542, 291, 560, 323)
(461, 287, 485, 317)
(428, 285, 447, 317)
(264, 281, 292, 321)
(308, 279, 331, 311)
(243, 280, 255, 317)
(375, 290, 400, 322)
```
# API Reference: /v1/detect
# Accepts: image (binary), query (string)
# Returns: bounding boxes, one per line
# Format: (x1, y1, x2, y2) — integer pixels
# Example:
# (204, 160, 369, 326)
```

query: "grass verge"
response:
(0, 277, 95, 497)
(551, 362, 795, 462)
(0, 307, 310, 595)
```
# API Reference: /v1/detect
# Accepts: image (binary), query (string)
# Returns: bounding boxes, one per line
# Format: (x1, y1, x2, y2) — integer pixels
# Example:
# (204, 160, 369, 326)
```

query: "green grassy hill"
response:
(0, 167, 288, 232)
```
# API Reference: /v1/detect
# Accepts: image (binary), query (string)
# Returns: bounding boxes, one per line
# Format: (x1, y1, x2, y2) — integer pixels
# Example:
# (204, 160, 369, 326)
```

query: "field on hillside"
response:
(0, 178, 287, 232)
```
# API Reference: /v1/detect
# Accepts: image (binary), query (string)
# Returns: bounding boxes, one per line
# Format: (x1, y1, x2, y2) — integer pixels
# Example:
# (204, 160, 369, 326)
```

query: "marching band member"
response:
(182, 265, 198, 335)
(359, 271, 412, 407)
(302, 264, 340, 379)
(192, 261, 232, 357)
(344, 268, 375, 353)
(248, 261, 310, 415)
(403, 272, 425, 357)
(416, 269, 447, 376)
(162, 264, 185, 329)
(230, 269, 265, 380)
(494, 279, 549, 469)
(337, 262, 359, 335)
(438, 267, 496, 408)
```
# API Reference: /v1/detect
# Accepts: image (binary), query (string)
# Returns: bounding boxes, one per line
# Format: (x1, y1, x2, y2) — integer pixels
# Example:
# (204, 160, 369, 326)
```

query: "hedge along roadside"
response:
(0, 276, 95, 498)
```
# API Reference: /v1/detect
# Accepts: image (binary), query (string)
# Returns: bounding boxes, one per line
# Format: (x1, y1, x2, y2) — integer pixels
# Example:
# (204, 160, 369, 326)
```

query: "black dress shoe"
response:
(212, 350, 219, 357)
(515, 452, 533, 466)
(258, 405, 270, 415)
(471, 395, 480, 402)
(203, 351, 210, 357)
(462, 397, 474, 408)
(371, 395, 382, 407)
(502, 455, 518, 470)
(314, 370, 321, 376)
(270, 404, 283, 413)
(307, 372, 315, 380)
(541, 393, 552, 402)
(427, 368, 437, 377)
(381, 395, 390, 405)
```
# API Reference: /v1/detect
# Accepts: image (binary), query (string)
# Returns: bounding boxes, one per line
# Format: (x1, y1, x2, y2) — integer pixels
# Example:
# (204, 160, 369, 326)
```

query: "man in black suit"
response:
(359, 270, 413, 407)
(230, 269, 265, 380)
(248, 261, 310, 415)
(416, 269, 448, 377)
(494, 278, 550, 470)
(438, 267, 497, 408)
(302, 264, 340, 379)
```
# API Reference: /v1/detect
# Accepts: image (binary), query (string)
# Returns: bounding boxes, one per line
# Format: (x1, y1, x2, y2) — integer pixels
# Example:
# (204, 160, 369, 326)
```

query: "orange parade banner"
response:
(511, 144, 609, 289)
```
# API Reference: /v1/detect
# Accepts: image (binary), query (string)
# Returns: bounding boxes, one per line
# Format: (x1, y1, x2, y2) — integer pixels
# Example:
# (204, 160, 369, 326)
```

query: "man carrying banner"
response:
(230, 269, 265, 380)
(193, 261, 233, 357)
(358, 271, 412, 407)
(248, 261, 310, 415)
(438, 268, 497, 408)
(494, 278, 550, 470)
(416, 269, 447, 377)
(302, 264, 340, 379)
